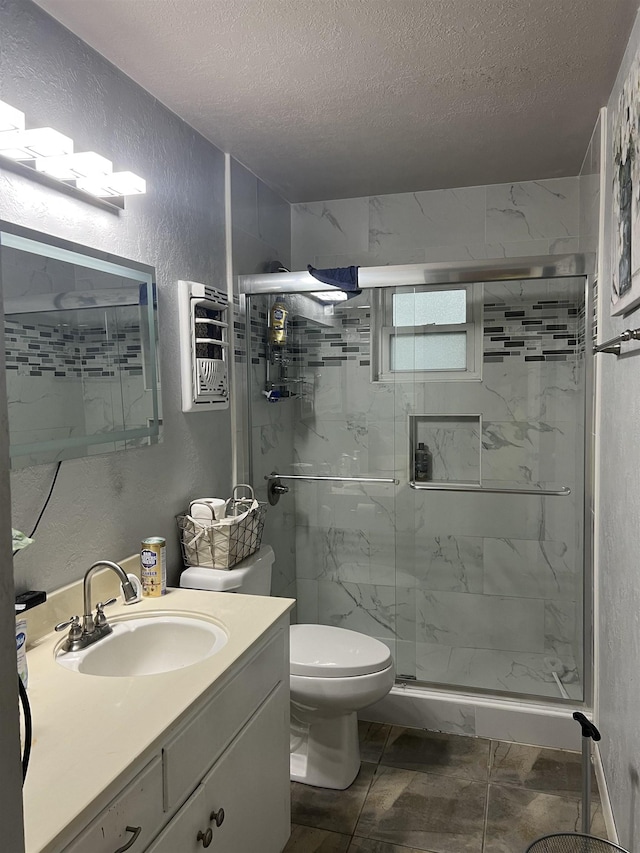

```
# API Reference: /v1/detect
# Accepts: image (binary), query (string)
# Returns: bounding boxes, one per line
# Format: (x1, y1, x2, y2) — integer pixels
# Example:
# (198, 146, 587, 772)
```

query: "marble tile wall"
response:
(292, 177, 579, 271)
(232, 174, 588, 698)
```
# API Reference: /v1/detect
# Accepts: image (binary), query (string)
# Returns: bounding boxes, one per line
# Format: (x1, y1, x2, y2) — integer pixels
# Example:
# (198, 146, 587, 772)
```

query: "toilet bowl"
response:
(180, 545, 395, 790)
(289, 624, 394, 789)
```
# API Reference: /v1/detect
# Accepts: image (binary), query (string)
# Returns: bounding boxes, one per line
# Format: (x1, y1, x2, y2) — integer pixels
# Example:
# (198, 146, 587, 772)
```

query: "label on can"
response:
(16, 618, 27, 687)
(141, 537, 166, 597)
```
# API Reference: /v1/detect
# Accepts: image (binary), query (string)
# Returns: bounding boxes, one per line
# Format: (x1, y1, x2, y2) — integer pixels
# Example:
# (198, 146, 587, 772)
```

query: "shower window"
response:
(374, 284, 482, 381)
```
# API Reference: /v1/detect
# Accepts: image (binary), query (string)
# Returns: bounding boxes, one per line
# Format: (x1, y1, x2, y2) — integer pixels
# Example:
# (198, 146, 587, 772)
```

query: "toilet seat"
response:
(290, 624, 392, 678)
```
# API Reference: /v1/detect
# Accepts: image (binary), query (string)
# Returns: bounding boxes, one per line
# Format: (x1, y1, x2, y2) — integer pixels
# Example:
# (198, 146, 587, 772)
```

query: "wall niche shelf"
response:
(409, 413, 482, 486)
(408, 413, 571, 496)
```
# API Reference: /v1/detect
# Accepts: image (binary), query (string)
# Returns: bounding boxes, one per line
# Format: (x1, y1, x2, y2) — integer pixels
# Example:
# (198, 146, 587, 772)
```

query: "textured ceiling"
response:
(33, 0, 639, 202)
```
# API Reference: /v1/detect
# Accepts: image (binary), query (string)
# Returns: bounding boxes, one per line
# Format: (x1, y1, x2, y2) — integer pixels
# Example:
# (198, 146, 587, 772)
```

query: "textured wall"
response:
(597, 9, 640, 849)
(1, 0, 231, 592)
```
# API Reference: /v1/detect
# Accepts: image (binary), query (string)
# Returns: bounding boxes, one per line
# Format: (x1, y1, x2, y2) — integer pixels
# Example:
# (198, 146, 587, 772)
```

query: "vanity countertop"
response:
(22, 579, 294, 853)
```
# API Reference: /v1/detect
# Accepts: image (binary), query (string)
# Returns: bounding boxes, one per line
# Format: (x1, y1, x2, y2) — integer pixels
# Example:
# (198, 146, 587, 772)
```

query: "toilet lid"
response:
(290, 624, 393, 678)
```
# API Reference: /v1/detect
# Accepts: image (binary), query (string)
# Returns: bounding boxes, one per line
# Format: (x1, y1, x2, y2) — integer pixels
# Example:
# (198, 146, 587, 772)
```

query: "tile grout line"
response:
(482, 740, 496, 852)
(350, 724, 395, 846)
(347, 724, 393, 846)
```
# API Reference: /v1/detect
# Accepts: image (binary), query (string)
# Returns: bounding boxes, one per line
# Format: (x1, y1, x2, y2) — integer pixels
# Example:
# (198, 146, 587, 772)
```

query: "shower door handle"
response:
(409, 480, 571, 496)
(265, 471, 398, 505)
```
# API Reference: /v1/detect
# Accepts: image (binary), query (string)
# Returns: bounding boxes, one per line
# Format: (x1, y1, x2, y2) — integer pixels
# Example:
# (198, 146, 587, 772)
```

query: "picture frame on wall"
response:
(612, 52, 640, 316)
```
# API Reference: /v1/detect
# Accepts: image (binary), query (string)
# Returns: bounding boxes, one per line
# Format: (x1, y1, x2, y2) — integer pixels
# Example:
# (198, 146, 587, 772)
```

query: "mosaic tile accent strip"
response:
(5, 319, 144, 378)
(235, 292, 586, 371)
(483, 298, 582, 363)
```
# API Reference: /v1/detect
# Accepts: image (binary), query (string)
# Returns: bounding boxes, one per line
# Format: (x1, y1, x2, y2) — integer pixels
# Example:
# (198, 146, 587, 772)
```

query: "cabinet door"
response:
(147, 683, 290, 853)
(64, 757, 164, 853)
(163, 628, 287, 812)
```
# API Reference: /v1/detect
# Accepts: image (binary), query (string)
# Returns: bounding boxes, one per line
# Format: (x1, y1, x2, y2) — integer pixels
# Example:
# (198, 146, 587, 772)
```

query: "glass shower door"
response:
(393, 276, 586, 700)
(247, 271, 587, 703)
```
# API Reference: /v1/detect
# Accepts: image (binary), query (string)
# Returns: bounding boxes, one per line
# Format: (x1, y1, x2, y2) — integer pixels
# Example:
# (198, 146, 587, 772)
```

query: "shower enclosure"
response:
(239, 256, 592, 710)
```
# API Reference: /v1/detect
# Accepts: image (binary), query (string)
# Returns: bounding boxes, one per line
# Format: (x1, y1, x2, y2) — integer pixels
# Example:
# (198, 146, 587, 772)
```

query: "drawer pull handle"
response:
(114, 826, 142, 852)
(210, 808, 225, 827)
(197, 828, 213, 848)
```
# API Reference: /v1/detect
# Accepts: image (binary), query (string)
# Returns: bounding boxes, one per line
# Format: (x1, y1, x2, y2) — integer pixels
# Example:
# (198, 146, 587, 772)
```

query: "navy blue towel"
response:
(307, 265, 361, 295)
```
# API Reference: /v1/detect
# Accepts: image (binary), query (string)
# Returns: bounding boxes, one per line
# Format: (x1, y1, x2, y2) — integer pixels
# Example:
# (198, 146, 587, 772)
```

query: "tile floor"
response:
(284, 722, 606, 853)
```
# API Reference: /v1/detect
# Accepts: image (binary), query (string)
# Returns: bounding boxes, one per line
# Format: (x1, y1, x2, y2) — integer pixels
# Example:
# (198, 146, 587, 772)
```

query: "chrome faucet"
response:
(56, 560, 138, 652)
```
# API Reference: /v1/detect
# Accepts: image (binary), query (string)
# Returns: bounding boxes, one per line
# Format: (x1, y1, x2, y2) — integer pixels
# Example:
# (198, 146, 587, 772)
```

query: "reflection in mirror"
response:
(1, 224, 161, 468)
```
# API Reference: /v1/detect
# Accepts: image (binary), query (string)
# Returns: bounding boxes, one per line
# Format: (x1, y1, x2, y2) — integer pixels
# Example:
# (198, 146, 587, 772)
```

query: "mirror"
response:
(0, 223, 161, 468)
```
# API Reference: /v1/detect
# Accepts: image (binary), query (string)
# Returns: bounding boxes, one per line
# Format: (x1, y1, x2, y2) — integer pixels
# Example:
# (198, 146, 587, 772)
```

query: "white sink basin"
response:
(56, 613, 228, 677)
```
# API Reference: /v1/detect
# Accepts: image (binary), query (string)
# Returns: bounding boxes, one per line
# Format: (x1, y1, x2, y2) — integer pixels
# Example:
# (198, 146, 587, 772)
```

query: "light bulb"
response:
(34, 151, 112, 180)
(77, 171, 146, 197)
(0, 127, 73, 159)
(0, 99, 25, 133)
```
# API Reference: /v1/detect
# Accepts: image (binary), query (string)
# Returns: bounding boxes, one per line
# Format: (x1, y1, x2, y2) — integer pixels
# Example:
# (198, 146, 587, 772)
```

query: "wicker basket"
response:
(177, 485, 267, 570)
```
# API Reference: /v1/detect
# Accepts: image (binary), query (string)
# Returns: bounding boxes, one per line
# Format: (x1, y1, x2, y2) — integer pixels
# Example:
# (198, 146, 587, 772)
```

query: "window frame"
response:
(373, 282, 483, 382)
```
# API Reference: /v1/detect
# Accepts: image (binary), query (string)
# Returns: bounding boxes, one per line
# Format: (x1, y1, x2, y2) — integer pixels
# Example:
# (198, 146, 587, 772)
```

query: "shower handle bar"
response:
(266, 473, 399, 484)
(410, 481, 571, 496)
(265, 472, 399, 505)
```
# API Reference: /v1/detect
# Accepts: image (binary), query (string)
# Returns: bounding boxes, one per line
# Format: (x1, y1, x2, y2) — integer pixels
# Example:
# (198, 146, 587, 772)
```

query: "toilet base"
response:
(290, 710, 360, 789)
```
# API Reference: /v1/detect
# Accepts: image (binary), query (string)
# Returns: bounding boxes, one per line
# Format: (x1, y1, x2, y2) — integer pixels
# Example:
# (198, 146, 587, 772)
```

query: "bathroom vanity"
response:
(21, 573, 294, 853)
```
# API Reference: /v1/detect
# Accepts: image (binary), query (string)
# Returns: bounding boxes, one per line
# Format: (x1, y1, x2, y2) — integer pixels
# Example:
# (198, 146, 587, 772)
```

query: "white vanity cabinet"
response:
(64, 757, 165, 853)
(60, 622, 291, 853)
(148, 684, 289, 853)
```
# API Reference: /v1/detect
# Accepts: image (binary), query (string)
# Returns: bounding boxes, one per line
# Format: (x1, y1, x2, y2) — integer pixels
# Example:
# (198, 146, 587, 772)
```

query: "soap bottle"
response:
(269, 300, 288, 346)
(414, 442, 433, 482)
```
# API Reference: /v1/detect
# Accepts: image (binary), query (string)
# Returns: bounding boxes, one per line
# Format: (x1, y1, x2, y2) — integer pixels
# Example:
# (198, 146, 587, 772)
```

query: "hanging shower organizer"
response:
(263, 295, 308, 402)
(264, 340, 304, 402)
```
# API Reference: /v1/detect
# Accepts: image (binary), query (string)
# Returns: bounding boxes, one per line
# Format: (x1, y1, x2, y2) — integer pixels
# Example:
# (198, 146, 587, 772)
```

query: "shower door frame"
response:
(238, 253, 596, 709)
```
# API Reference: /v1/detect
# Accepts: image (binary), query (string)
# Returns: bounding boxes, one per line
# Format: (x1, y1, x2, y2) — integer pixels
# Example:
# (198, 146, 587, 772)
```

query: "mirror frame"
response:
(0, 221, 160, 465)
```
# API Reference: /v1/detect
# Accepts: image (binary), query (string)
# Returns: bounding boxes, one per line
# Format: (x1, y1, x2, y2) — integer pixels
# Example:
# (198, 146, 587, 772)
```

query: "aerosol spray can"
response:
(141, 537, 167, 597)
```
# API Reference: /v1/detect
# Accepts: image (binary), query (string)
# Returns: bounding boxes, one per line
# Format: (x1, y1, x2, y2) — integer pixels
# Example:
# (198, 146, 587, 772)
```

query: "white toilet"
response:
(180, 545, 395, 790)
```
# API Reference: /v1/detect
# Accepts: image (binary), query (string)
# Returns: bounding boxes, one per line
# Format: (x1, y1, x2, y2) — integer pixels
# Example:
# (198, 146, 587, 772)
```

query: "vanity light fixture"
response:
(310, 291, 349, 304)
(34, 151, 113, 181)
(0, 97, 147, 206)
(0, 99, 25, 133)
(76, 170, 146, 198)
(0, 127, 74, 159)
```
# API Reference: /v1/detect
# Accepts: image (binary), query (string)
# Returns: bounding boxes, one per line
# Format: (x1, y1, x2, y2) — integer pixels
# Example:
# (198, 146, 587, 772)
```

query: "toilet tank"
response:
(180, 545, 274, 595)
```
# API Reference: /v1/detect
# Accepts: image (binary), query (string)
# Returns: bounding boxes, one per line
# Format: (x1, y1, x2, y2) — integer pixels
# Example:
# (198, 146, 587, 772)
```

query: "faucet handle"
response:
(95, 598, 117, 628)
(55, 615, 82, 639)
